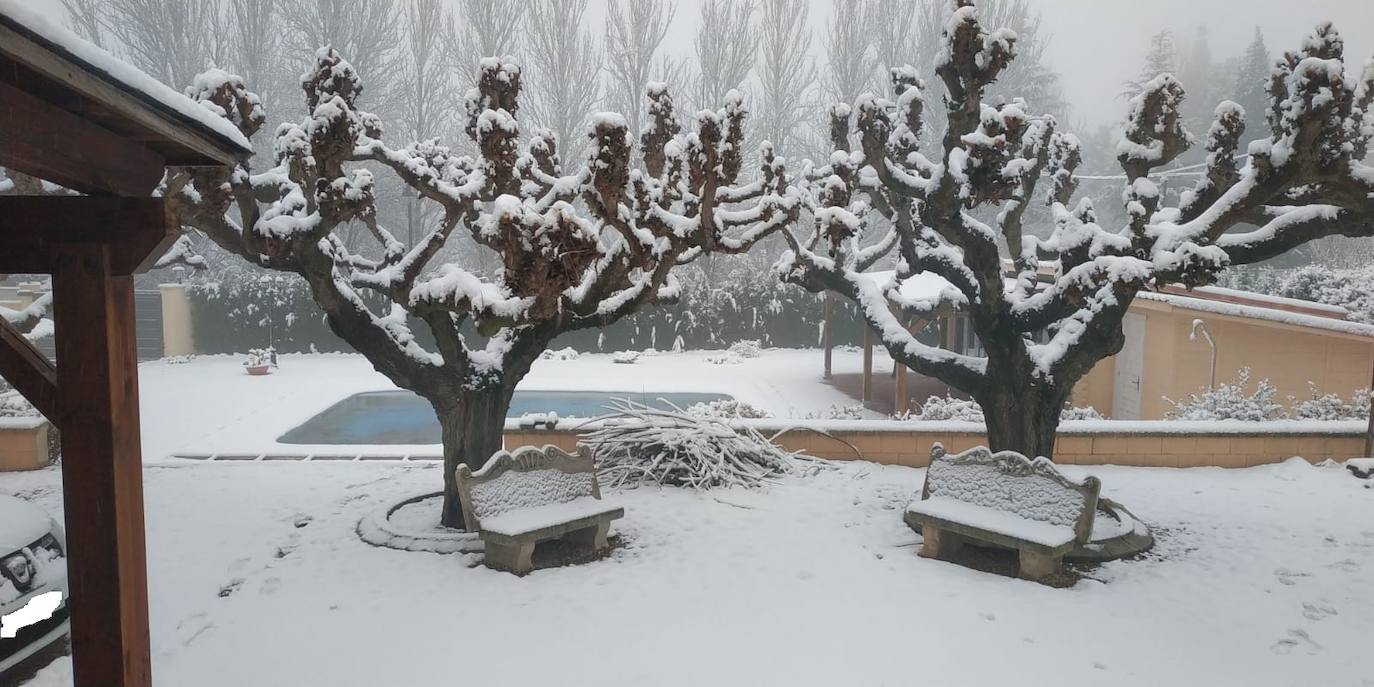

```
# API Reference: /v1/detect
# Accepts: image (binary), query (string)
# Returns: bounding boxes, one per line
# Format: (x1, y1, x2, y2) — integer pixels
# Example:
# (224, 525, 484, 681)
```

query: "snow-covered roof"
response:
(857, 270, 962, 304)
(0, 0, 252, 156)
(1139, 289, 1374, 338)
(1159, 285, 1349, 318)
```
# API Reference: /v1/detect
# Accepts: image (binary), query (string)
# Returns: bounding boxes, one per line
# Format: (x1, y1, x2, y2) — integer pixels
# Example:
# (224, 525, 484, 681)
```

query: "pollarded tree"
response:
(778, 1, 1374, 459)
(167, 53, 797, 526)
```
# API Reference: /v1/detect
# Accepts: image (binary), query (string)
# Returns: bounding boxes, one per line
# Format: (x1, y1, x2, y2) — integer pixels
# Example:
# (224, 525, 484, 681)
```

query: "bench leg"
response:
(567, 520, 611, 552)
(484, 539, 536, 574)
(918, 526, 962, 560)
(1018, 550, 1061, 581)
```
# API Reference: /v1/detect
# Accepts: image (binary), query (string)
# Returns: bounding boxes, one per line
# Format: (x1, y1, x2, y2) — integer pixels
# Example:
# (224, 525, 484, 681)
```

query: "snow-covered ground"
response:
(4, 457, 1372, 686)
(138, 350, 880, 460)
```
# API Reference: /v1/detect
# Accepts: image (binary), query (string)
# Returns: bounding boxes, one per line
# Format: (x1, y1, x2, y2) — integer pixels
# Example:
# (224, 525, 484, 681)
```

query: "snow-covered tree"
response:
(447, 0, 525, 91)
(753, 0, 817, 159)
(603, 0, 680, 146)
(523, 0, 603, 165)
(1233, 27, 1274, 145)
(167, 55, 798, 526)
(689, 0, 759, 110)
(1121, 29, 1177, 100)
(779, 2, 1374, 459)
(58, 0, 104, 47)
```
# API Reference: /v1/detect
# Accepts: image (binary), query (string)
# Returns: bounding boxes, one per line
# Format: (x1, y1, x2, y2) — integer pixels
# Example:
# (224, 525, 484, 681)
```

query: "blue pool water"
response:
(277, 390, 733, 445)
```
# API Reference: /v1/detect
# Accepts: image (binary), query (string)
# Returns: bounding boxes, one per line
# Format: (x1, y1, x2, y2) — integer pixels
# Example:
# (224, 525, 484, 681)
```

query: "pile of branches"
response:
(581, 399, 806, 490)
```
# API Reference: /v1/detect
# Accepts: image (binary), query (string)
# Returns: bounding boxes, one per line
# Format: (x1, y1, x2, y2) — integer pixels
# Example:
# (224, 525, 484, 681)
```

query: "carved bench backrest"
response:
(920, 443, 1101, 544)
(456, 444, 601, 532)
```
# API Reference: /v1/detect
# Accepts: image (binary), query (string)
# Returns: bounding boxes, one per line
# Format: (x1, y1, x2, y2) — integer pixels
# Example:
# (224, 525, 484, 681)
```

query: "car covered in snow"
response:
(0, 494, 68, 677)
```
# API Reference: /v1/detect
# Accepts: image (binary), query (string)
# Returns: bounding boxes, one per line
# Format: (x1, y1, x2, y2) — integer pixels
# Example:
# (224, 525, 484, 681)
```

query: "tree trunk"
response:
(435, 385, 511, 529)
(980, 385, 1066, 460)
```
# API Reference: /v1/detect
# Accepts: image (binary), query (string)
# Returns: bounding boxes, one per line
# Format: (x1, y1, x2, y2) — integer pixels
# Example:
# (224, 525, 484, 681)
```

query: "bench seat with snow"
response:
(457, 445, 623, 575)
(905, 444, 1101, 582)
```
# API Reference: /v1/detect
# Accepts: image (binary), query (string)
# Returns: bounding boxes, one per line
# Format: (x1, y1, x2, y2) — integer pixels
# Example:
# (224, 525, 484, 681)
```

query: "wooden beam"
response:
(53, 245, 152, 687)
(0, 317, 57, 418)
(0, 20, 246, 166)
(0, 81, 164, 196)
(0, 197, 176, 274)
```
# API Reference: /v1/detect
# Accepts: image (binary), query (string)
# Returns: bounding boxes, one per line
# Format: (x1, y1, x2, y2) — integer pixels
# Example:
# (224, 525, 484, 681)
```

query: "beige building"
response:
(836, 274, 1374, 420)
(1072, 286, 1374, 420)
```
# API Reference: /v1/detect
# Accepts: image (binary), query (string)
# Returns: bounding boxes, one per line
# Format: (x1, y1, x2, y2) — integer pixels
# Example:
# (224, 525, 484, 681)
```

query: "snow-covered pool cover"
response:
(0, 0, 252, 153)
(907, 496, 1076, 548)
(480, 498, 621, 537)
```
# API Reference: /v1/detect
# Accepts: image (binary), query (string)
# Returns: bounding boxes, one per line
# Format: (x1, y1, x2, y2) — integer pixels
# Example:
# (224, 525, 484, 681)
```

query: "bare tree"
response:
(753, 0, 816, 159)
(523, 0, 603, 165)
(823, 0, 876, 107)
(284, 0, 402, 110)
(58, 0, 104, 46)
(781, 3, 1374, 459)
(448, 0, 526, 89)
(390, 0, 459, 247)
(690, 0, 760, 110)
(169, 55, 798, 527)
(98, 0, 225, 90)
(869, 0, 919, 96)
(604, 0, 680, 145)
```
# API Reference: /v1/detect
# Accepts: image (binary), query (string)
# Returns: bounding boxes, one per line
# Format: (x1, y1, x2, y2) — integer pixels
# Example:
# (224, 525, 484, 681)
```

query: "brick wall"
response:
(503, 424, 1366, 469)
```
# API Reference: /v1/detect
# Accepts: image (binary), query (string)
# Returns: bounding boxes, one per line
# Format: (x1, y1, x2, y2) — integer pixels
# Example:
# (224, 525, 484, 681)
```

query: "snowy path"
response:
(5, 458, 1373, 686)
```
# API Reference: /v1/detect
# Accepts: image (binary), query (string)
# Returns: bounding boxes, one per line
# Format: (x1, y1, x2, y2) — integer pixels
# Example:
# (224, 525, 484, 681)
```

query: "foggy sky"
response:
(14, 0, 1374, 129)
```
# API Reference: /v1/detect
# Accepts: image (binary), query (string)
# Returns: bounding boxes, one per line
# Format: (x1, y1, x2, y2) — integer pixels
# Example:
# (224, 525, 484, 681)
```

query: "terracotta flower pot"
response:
(245, 364, 272, 376)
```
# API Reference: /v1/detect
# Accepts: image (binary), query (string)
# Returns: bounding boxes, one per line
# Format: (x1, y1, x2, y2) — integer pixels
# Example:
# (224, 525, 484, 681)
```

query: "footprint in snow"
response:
(218, 578, 244, 598)
(259, 577, 281, 595)
(1301, 602, 1337, 621)
(1270, 629, 1322, 655)
(1327, 559, 1359, 572)
(1274, 568, 1311, 586)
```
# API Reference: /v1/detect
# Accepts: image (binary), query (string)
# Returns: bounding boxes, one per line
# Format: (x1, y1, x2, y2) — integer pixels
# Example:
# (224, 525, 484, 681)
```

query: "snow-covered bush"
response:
(806, 404, 866, 420)
(1219, 264, 1374, 324)
(243, 347, 275, 368)
(686, 399, 772, 419)
(905, 394, 984, 422)
(611, 351, 640, 365)
(583, 400, 802, 489)
(1058, 406, 1105, 421)
(728, 340, 763, 359)
(1166, 368, 1286, 421)
(705, 352, 743, 365)
(539, 347, 580, 361)
(897, 396, 1104, 422)
(0, 390, 38, 418)
(1290, 383, 1371, 421)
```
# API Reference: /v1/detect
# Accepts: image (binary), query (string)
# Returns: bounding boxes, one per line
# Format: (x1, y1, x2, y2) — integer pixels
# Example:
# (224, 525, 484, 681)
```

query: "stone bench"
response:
(904, 443, 1100, 582)
(457, 444, 623, 575)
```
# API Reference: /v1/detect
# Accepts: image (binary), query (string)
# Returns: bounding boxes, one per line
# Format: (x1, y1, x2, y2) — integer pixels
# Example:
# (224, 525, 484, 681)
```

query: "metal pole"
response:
(1189, 319, 1217, 389)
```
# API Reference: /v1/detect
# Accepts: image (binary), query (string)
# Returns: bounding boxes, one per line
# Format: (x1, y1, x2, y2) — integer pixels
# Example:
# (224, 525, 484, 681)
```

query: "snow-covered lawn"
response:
(5, 457, 1372, 686)
(138, 350, 879, 460)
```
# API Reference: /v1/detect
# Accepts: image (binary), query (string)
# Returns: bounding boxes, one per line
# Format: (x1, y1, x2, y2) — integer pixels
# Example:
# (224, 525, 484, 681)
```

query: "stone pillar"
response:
(159, 283, 195, 356)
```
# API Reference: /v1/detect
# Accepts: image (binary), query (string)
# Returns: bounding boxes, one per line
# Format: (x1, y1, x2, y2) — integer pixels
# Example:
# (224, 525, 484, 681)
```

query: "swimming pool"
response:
(277, 390, 733, 444)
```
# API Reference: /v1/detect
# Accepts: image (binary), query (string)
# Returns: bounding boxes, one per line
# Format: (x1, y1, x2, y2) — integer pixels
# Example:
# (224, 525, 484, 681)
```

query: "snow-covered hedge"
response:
(184, 251, 889, 354)
(0, 390, 38, 418)
(1220, 264, 1374, 323)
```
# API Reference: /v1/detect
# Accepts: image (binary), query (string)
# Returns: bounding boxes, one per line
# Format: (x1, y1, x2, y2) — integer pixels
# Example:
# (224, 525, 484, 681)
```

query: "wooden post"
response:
(53, 245, 153, 687)
(894, 319, 909, 416)
(822, 292, 834, 380)
(862, 324, 873, 404)
(1365, 351, 1374, 457)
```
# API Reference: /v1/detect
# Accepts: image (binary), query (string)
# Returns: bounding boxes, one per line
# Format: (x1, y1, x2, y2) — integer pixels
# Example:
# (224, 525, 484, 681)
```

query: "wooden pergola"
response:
(0, 8, 249, 686)
(820, 292, 958, 415)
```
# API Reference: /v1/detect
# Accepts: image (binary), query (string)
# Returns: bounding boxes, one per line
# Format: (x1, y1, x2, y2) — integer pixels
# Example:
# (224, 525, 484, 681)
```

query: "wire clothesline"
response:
(1073, 153, 1252, 182)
